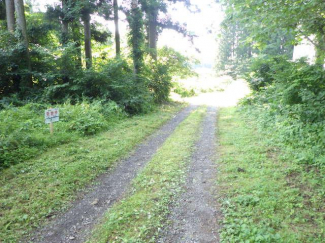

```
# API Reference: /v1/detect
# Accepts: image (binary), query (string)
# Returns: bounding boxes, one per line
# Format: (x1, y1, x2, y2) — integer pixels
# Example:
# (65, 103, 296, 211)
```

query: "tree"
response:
(128, 0, 145, 74)
(216, 0, 299, 75)
(113, 0, 121, 57)
(5, 0, 15, 32)
(220, 0, 325, 65)
(139, 0, 196, 60)
(82, 9, 92, 68)
(14, 0, 32, 88)
(61, 0, 69, 44)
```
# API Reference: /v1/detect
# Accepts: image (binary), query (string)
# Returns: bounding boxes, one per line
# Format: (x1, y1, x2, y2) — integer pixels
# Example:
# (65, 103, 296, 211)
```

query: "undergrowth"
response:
(0, 100, 126, 169)
(217, 108, 324, 242)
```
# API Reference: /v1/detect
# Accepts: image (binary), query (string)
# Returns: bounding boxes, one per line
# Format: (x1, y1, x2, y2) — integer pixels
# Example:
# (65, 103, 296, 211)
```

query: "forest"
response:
(216, 0, 325, 241)
(216, 0, 325, 164)
(1, 0, 325, 242)
(0, 0, 196, 169)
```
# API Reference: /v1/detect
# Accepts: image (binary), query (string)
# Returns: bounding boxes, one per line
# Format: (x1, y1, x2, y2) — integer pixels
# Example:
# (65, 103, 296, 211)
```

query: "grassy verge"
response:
(88, 107, 206, 243)
(217, 108, 324, 242)
(0, 100, 125, 169)
(0, 103, 184, 242)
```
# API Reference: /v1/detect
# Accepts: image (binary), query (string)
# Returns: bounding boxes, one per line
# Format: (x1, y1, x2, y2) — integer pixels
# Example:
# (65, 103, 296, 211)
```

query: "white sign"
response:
(45, 108, 59, 124)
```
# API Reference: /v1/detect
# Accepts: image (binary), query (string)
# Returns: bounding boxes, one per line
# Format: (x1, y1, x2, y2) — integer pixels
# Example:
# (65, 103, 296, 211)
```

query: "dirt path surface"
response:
(26, 105, 196, 243)
(158, 106, 219, 243)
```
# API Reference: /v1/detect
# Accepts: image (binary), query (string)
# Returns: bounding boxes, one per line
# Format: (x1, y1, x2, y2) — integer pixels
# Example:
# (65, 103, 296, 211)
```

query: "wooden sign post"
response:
(45, 108, 59, 134)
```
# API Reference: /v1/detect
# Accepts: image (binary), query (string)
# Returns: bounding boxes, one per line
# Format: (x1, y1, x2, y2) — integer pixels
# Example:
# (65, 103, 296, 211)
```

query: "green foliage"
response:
(158, 47, 198, 79)
(246, 56, 289, 91)
(216, 0, 296, 75)
(1, 1, 195, 121)
(220, 0, 325, 65)
(218, 108, 325, 242)
(146, 62, 172, 103)
(0, 100, 124, 169)
(173, 83, 196, 97)
(246, 57, 325, 124)
(128, 4, 145, 74)
(145, 47, 197, 103)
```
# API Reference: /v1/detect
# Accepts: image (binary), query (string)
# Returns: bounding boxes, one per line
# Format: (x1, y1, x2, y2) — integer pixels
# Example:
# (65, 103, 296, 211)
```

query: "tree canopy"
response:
(0, 0, 198, 109)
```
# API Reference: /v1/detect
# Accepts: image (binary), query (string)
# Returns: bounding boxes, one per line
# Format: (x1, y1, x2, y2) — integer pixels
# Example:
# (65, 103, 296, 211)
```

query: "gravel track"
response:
(158, 106, 220, 243)
(25, 105, 196, 243)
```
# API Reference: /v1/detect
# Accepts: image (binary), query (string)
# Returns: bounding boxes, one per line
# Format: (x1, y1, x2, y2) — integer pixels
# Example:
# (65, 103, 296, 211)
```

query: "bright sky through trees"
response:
(27, 0, 314, 66)
(34, 0, 223, 67)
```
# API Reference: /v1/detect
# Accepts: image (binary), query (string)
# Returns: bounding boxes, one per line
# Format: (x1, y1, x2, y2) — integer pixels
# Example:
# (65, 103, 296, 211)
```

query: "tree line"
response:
(0, 0, 196, 111)
(216, 0, 325, 176)
(216, 0, 325, 75)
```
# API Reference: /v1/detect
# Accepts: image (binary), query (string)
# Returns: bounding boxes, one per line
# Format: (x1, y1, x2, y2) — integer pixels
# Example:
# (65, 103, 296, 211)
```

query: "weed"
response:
(217, 108, 324, 242)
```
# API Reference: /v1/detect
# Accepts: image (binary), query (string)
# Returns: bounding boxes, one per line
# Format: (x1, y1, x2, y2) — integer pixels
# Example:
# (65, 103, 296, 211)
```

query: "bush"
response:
(241, 57, 325, 168)
(42, 58, 154, 114)
(173, 83, 196, 97)
(146, 62, 172, 103)
(145, 47, 198, 104)
(246, 56, 290, 91)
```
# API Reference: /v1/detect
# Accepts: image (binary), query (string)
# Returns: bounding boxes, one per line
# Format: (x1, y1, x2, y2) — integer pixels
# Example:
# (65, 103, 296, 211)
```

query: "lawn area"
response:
(87, 107, 206, 243)
(0, 103, 184, 242)
(217, 108, 324, 243)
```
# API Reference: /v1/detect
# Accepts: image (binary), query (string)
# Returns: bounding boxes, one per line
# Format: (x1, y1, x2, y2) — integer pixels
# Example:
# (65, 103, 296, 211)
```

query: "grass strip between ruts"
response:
(88, 107, 206, 243)
(217, 108, 324, 242)
(0, 103, 184, 243)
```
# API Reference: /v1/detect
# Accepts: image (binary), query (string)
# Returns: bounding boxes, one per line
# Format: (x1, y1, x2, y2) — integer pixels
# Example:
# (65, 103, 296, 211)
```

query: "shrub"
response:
(241, 57, 325, 168)
(173, 83, 196, 97)
(146, 62, 173, 103)
(246, 56, 290, 91)
(145, 47, 198, 104)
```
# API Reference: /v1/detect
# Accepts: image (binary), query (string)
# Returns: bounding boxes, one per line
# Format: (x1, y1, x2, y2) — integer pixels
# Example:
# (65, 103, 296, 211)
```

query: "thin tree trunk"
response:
(61, 0, 69, 44)
(5, 0, 15, 33)
(83, 12, 92, 69)
(72, 22, 82, 69)
(148, 10, 158, 60)
(14, 0, 32, 87)
(113, 0, 121, 58)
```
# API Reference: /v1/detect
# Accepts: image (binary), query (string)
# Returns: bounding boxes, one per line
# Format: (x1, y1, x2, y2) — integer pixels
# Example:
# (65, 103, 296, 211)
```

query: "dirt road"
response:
(28, 78, 249, 243)
(28, 106, 196, 243)
(158, 106, 219, 243)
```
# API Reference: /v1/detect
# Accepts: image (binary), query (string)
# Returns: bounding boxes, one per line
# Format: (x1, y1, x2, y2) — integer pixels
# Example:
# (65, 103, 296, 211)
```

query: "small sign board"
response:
(45, 108, 59, 124)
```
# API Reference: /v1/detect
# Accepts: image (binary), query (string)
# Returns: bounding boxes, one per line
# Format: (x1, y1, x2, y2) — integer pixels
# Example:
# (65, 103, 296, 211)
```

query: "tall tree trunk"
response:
(5, 0, 15, 33)
(72, 22, 82, 69)
(83, 12, 92, 69)
(129, 0, 144, 75)
(14, 0, 32, 87)
(61, 0, 70, 83)
(61, 0, 69, 44)
(113, 0, 121, 58)
(148, 10, 158, 60)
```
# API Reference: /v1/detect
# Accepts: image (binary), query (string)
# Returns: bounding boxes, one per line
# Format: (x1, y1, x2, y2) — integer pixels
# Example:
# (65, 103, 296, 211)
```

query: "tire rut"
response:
(25, 105, 197, 243)
(158, 106, 220, 243)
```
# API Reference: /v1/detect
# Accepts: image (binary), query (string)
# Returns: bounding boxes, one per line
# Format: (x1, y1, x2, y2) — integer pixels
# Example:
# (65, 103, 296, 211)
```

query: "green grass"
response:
(87, 107, 206, 243)
(0, 100, 125, 168)
(217, 108, 325, 242)
(0, 103, 184, 242)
